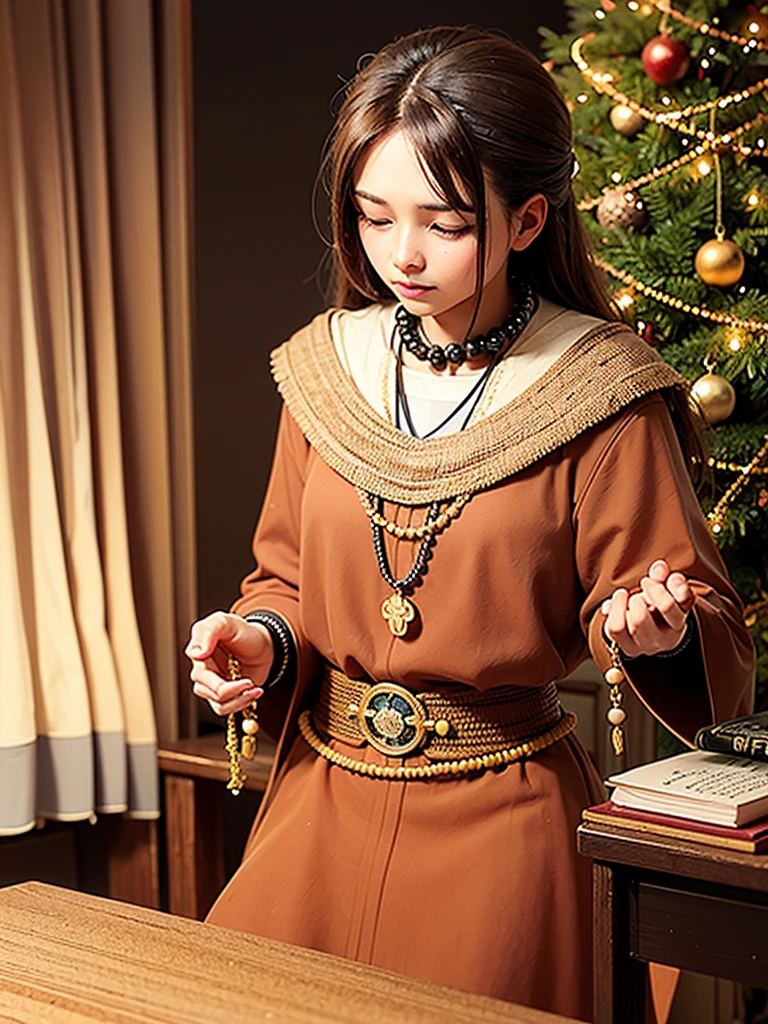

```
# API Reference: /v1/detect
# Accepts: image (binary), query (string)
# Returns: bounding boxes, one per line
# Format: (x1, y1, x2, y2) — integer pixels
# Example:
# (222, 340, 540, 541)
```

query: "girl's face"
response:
(352, 130, 517, 341)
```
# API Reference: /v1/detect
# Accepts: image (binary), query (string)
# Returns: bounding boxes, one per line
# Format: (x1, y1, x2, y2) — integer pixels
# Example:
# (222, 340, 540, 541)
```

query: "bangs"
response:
(399, 91, 484, 217)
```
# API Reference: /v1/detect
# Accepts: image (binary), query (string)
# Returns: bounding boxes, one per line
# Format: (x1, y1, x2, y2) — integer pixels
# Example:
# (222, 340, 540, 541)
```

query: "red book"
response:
(582, 801, 768, 854)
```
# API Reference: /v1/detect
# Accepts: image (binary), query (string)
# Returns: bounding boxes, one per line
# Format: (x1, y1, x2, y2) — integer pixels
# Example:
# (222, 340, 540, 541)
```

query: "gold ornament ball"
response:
(694, 238, 745, 287)
(691, 372, 736, 425)
(609, 104, 645, 138)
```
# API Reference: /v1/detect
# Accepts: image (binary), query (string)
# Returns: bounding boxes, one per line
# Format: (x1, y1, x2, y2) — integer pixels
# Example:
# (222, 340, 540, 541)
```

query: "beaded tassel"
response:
(604, 639, 627, 757)
(225, 653, 259, 795)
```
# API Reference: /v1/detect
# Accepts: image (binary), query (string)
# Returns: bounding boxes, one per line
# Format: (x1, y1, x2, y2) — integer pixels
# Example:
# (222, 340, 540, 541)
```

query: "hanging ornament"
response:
(596, 188, 649, 230)
(695, 238, 745, 287)
(609, 104, 645, 138)
(695, 124, 745, 287)
(691, 359, 736, 425)
(642, 35, 690, 85)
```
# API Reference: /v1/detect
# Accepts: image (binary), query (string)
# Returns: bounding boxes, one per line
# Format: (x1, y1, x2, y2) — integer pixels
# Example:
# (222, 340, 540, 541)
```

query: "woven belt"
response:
(299, 664, 577, 781)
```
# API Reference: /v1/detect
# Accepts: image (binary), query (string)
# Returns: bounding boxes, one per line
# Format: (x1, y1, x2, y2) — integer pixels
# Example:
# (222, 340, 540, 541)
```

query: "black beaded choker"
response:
(394, 275, 537, 370)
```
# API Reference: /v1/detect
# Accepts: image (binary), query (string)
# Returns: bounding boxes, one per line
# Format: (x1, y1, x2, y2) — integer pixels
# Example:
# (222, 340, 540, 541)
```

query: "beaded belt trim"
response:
(301, 665, 577, 779)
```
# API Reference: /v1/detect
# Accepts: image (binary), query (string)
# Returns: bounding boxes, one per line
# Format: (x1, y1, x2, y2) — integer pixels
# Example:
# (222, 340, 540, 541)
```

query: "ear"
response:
(508, 194, 549, 252)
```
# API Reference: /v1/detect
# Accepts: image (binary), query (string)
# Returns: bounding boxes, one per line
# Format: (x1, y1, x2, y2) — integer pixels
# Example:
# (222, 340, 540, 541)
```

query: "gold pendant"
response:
(381, 591, 415, 637)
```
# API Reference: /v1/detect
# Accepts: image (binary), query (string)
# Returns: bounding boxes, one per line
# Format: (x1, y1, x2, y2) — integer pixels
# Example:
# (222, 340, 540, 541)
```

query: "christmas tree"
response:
(541, 0, 768, 710)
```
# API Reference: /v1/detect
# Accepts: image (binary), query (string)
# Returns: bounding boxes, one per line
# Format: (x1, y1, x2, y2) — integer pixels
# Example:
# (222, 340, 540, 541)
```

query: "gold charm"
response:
(381, 591, 416, 637)
(240, 713, 259, 761)
(604, 640, 627, 757)
(225, 652, 260, 793)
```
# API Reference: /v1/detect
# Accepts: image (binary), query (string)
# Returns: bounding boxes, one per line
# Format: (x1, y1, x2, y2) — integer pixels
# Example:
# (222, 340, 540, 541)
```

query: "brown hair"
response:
(320, 25, 617, 321)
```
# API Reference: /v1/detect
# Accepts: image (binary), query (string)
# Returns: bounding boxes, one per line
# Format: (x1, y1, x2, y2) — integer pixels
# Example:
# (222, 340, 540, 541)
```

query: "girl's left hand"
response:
(602, 558, 696, 659)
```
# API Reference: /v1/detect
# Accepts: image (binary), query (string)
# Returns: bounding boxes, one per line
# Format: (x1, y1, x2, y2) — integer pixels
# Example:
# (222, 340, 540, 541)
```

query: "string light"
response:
(708, 436, 768, 534)
(708, 456, 768, 476)
(649, 0, 768, 52)
(571, 36, 768, 146)
(597, 257, 768, 335)
(577, 144, 723, 213)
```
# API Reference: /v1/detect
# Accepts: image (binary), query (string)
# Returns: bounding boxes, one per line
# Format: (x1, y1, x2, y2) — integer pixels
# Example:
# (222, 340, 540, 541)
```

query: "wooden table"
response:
(578, 819, 768, 1024)
(0, 882, 578, 1023)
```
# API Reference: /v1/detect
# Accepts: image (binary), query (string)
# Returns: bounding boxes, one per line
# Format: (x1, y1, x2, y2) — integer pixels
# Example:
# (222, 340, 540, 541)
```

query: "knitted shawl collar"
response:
(270, 309, 685, 504)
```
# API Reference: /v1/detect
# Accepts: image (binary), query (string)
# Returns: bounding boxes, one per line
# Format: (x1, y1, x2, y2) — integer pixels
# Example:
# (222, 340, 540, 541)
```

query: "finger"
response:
(604, 588, 643, 658)
(639, 577, 687, 632)
(191, 674, 261, 705)
(629, 592, 689, 655)
(627, 591, 659, 648)
(667, 571, 696, 613)
(202, 690, 261, 717)
(185, 612, 240, 661)
(648, 559, 670, 583)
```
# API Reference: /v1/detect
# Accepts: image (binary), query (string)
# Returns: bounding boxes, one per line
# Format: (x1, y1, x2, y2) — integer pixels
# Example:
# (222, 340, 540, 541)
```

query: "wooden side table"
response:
(578, 818, 768, 1024)
(158, 732, 275, 918)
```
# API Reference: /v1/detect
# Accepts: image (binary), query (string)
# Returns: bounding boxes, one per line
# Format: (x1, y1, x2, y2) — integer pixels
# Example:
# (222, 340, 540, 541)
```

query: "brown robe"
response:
(206, 312, 754, 1022)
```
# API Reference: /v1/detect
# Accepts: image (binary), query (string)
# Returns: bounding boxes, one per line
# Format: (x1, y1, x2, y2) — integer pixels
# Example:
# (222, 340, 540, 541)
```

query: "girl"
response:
(186, 26, 754, 1021)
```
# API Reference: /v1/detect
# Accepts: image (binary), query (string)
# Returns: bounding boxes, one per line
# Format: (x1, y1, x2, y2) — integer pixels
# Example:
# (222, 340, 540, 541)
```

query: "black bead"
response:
(429, 346, 447, 370)
(414, 341, 430, 360)
(485, 327, 505, 353)
(465, 336, 485, 358)
(445, 343, 465, 365)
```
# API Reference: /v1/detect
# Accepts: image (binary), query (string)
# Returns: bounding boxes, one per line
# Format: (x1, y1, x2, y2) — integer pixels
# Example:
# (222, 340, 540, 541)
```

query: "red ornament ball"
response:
(642, 35, 690, 86)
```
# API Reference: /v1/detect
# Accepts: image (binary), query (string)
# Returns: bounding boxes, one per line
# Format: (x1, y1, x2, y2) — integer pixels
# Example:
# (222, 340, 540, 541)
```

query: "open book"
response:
(607, 750, 768, 827)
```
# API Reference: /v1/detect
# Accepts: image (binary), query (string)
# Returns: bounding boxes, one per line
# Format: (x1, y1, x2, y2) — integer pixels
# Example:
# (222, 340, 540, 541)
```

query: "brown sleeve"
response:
(573, 393, 754, 745)
(230, 405, 320, 726)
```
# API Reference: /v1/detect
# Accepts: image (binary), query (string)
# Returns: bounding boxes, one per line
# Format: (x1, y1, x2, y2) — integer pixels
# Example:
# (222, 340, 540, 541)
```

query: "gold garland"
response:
(650, 0, 767, 53)
(708, 456, 768, 475)
(744, 596, 768, 628)
(570, 35, 768, 148)
(596, 257, 768, 335)
(578, 145, 702, 212)
(708, 435, 768, 534)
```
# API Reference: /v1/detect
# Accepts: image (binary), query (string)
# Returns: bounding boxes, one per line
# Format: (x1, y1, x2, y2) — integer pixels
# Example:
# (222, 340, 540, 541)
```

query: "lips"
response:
(393, 281, 434, 300)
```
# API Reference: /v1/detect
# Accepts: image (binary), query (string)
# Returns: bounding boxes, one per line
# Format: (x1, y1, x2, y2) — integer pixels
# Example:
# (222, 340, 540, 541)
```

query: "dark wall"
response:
(192, 2, 569, 616)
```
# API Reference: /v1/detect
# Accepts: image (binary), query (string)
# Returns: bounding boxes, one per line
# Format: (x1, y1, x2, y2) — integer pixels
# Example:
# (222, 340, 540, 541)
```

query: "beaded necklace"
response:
(362, 284, 538, 637)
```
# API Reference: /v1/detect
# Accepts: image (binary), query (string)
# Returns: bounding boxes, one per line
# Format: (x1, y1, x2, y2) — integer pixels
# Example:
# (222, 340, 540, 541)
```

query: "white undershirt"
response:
(397, 362, 488, 438)
(331, 298, 609, 434)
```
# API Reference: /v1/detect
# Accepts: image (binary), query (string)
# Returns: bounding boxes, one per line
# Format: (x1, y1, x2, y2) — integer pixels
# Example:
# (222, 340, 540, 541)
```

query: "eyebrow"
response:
(353, 188, 472, 213)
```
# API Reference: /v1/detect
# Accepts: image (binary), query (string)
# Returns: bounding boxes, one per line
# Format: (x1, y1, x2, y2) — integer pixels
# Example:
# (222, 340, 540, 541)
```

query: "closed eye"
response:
(358, 212, 392, 228)
(431, 223, 473, 238)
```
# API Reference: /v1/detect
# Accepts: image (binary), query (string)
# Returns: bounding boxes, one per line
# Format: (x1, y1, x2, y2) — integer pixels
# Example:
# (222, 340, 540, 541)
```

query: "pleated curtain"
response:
(0, 0, 195, 836)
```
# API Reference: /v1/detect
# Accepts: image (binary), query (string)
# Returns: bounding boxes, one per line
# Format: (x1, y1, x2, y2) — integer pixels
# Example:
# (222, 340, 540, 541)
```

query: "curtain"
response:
(0, 0, 195, 836)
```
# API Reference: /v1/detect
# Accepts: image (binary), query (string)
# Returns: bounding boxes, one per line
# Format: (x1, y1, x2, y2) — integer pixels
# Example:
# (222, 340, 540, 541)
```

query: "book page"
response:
(608, 751, 768, 806)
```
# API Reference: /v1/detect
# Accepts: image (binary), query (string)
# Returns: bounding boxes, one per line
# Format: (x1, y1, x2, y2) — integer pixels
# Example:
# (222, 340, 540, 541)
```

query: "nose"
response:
(392, 226, 425, 275)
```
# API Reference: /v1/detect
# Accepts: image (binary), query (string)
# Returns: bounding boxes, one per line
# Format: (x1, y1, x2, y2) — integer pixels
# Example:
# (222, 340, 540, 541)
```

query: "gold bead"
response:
(434, 719, 450, 737)
(604, 666, 624, 685)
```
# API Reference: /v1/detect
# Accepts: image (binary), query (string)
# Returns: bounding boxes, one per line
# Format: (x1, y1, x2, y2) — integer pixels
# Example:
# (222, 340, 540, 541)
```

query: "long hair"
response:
(320, 25, 617, 322)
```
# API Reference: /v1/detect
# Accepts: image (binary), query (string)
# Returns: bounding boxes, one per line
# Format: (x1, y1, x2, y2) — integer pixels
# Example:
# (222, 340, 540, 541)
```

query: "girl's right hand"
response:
(185, 612, 273, 716)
